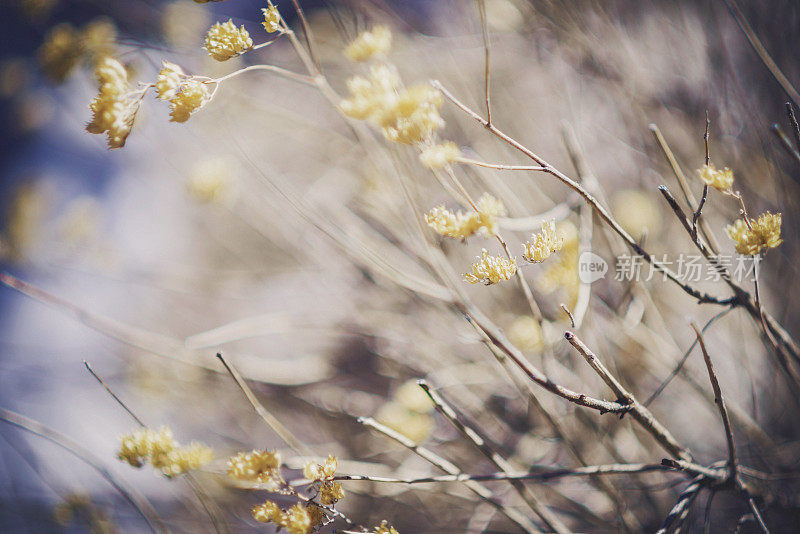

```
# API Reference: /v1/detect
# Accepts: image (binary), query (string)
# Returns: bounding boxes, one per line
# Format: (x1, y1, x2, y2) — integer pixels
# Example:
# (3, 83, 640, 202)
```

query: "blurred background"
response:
(1, 0, 800, 532)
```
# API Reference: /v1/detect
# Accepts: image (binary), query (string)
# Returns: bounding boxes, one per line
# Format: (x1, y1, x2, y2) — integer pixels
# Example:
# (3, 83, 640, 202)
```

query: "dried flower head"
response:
(698, 164, 734, 191)
(38, 23, 81, 82)
(262, 5, 282, 33)
(464, 249, 517, 285)
(253, 501, 324, 533)
(86, 57, 139, 149)
(117, 426, 212, 478)
(204, 19, 253, 61)
(252, 500, 282, 524)
(522, 219, 564, 263)
(344, 26, 392, 62)
(169, 79, 211, 123)
(726, 212, 783, 255)
(419, 141, 460, 169)
(536, 221, 580, 305)
(304, 455, 343, 505)
(282, 503, 313, 534)
(425, 193, 504, 240)
(227, 450, 283, 489)
(340, 65, 443, 144)
(155, 61, 185, 101)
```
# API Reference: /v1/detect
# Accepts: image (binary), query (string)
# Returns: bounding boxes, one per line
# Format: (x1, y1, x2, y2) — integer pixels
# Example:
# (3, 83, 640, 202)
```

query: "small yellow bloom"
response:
(464, 249, 517, 285)
(425, 194, 504, 240)
(522, 219, 564, 263)
(419, 141, 460, 169)
(155, 61, 185, 101)
(204, 19, 253, 61)
(282, 504, 313, 534)
(86, 57, 139, 149)
(698, 164, 734, 191)
(262, 5, 281, 33)
(117, 426, 212, 478)
(252, 500, 282, 524)
(726, 212, 782, 255)
(227, 450, 283, 489)
(374, 521, 400, 534)
(169, 79, 211, 123)
(344, 25, 392, 62)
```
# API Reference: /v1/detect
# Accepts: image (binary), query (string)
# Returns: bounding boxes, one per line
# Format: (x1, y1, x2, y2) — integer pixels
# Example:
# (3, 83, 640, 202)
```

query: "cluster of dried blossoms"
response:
(117, 426, 213, 478)
(425, 193, 505, 240)
(464, 249, 517, 285)
(227, 449, 284, 490)
(86, 57, 141, 149)
(339, 27, 444, 145)
(155, 62, 211, 123)
(419, 141, 461, 169)
(726, 212, 783, 255)
(698, 163, 734, 191)
(204, 19, 253, 61)
(522, 220, 564, 263)
(303, 455, 344, 505)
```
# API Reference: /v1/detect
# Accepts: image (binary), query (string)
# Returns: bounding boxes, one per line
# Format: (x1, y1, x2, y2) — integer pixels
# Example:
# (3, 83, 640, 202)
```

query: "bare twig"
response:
(215, 353, 310, 456)
(655, 475, 705, 534)
(691, 323, 737, 479)
(786, 102, 800, 150)
(477, 0, 492, 124)
(564, 331, 692, 462)
(770, 123, 800, 168)
(356, 417, 540, 533)
(721, 0, 800, 108)
(417, 381, 569, 534)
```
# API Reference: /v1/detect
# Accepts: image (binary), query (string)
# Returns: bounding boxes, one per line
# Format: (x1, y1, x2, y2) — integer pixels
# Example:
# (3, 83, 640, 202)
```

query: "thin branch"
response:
(207, 64, 316, 87)
(477, 0, 492, 124)
(331, 463, 672, 485)
(786, 102, 800, 150)
(655, 475, 705, 534)
(721, 0, 800, 108)
(770, 123, 800, 168)
(417, 381, 569, 534)
(564, 332, 692, 462)
(84, 361, 145, 427)
(215, 353, 310, 456)
(0, 407, 166, 533)
(356, 417, 540, 533)
(457, 157, 547, 171)
(691, 323, 737, 479)
(744, 493, 770, 533)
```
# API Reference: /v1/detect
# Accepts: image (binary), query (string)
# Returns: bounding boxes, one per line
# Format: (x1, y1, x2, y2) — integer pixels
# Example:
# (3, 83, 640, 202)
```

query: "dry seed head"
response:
(282, 504, 313, 534)
(262, 5, 281, 33)
(522, 219, 564, 263)
(464, 248, 517, 285)
(344, 25, 392, 62)
(726, 212, 782, 255)
(117, 426, 212, 477)
(698, 164, 734, 191)
(86, 57, 138, 149)
(204, 20, 253, 61)
(419, 141, 460, 169)
(252, 500, 282, 524)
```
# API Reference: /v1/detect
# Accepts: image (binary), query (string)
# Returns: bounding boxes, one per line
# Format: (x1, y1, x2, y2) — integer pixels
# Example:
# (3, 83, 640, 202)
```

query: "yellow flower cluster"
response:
(374, 521, 400, 534)
(425, 193, 505, 240)
(117, 427, 213, 478)
(339, 65, 444, 144)
(253, 502, 325, 534)
(304, 455, 344, 505)
(226, 450, 283, 490)
(204, 20, 253, 61)
(522, 220, 564, 263)
(464, 249, 517, 285)
(344, 26, 392, 62)
(698, 164, 734, 191)
(536, 222, 579, 306)
(262, 5, 282, 33)
(38, 19, 117, 82)
(419, 141, 461, 169)
(155, 62, 211, 123)
(86, 57, 138, 149)
(726, 212, 783, 255)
